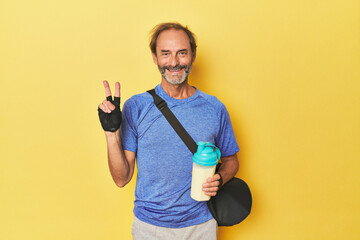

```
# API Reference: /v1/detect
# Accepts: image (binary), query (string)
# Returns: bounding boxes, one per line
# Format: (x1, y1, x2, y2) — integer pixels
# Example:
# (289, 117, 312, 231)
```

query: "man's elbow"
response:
(234, 157, 239, 172)
(114, 178, 130, 188)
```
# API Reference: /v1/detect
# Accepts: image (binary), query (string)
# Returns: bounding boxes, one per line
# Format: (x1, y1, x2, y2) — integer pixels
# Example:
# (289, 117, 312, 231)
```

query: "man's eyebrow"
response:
(160, 49, 188, 52)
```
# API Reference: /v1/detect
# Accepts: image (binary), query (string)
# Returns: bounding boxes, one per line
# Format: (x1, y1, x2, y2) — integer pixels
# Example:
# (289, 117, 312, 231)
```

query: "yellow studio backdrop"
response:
(1, 0, 359, 239)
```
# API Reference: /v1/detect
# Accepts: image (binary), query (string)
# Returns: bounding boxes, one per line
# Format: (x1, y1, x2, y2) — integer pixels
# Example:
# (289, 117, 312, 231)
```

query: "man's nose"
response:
(170, 55, 180, 67)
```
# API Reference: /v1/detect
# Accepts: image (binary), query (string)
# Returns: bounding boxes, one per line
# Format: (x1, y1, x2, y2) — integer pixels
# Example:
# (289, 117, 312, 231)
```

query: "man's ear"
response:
(152, 53, 158, 65)
(192, 52, 196, 63)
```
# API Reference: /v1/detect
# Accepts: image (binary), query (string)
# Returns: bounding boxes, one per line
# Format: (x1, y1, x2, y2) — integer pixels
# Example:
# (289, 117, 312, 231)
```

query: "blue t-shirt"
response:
(120, 84, 239, 228)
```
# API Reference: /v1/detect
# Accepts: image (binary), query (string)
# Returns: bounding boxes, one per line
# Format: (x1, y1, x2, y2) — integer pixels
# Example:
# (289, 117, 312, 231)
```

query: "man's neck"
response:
(160, 78, 196, 99)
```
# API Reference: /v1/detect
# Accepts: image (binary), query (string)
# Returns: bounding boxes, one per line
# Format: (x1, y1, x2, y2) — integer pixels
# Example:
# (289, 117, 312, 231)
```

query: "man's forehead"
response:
(156, 29, 191, 51)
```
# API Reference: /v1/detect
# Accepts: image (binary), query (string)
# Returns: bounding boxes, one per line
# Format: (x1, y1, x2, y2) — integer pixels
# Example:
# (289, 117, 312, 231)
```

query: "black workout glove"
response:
(98, 96, 122, 132)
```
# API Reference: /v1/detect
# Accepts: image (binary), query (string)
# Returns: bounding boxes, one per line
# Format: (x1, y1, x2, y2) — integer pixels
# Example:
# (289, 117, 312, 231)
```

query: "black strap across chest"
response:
(147, 89, 198, 155)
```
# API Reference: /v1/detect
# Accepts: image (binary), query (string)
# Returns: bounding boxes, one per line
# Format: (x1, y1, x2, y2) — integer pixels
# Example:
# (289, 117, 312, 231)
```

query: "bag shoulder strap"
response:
(147, 89, 198, 154)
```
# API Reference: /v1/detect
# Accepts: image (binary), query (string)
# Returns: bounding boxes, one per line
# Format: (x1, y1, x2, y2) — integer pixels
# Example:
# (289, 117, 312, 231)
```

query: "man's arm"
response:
(98, 80, 136, 188)
(105, 129, 136, 187)
(202, 153, 239, 197)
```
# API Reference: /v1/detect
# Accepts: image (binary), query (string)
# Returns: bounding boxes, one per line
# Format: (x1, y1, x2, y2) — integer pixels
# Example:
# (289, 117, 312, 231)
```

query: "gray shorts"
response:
(132, 216, 218, 240)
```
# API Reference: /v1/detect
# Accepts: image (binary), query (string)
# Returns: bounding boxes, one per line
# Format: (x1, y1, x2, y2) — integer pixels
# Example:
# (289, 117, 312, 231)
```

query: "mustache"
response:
(159, 64, 188, 72)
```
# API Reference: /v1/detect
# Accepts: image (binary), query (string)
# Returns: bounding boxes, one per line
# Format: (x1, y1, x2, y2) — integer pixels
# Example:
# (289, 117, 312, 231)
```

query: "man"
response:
(98, 22, 239, 239)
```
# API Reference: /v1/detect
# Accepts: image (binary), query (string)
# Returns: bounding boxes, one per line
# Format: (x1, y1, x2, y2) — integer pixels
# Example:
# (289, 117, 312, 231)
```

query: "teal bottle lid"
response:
(192, 141, 221, 166)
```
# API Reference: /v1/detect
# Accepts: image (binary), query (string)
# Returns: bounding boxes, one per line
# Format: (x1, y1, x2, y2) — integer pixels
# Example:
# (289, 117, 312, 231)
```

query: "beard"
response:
(158, 63, 192, 85)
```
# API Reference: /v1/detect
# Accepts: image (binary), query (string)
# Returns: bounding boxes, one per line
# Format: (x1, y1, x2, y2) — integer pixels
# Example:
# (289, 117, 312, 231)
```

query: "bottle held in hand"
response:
(191, 141, 221, 201)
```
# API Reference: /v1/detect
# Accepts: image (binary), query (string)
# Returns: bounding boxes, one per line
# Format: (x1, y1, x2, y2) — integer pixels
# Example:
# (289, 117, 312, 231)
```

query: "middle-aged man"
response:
(98, 22, 239, 239)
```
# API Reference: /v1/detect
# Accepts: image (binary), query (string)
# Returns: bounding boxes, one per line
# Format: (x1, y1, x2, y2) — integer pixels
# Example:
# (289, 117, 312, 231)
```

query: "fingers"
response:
(101, 80, 120, 109)
(98, 100, 115, 113)
(203, 187, 219, 197)
(103, 80, 112, 98)
(113, 82, 121, 106)
(114, 82, 120, 97)
(203, 179, 220, 188)
(202, 184, 219, 196)
(206, 174, 221, 184)
(202, 174, 221, 196)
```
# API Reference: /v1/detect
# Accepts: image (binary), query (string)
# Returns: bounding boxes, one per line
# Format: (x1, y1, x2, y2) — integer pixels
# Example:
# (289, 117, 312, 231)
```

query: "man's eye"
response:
(162, 53, 169, 56)
(179, 52, 187, 55)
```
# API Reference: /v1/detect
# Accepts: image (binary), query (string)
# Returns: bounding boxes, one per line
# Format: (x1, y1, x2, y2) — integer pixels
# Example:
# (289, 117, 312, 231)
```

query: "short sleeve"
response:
(120, 98, 138, 152)
(215, 104, 240, 157)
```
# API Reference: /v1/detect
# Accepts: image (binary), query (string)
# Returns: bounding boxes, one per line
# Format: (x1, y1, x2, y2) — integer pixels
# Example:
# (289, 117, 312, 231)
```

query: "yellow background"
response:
(1, 0, 359, 239)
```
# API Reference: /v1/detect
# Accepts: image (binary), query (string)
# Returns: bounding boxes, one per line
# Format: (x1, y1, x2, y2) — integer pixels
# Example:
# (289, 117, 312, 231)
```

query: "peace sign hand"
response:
(98, 80, 122, 132)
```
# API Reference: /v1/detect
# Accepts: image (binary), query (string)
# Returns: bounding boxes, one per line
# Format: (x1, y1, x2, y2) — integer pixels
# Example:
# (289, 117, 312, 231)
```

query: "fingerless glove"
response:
(98, 96, 122, 132)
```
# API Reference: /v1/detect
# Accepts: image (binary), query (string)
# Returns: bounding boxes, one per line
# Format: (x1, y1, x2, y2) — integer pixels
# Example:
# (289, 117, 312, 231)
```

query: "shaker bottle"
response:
(191, 141, 221, 201)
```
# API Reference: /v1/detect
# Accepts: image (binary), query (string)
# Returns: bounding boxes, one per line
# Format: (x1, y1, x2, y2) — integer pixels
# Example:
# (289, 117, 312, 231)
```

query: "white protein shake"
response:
(191, 163, 217, 201)
(191, 142, 221, 201)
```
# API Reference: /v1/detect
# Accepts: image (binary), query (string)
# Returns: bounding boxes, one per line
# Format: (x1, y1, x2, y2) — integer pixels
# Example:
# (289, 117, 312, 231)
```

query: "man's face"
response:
(152, 29, 195, 85)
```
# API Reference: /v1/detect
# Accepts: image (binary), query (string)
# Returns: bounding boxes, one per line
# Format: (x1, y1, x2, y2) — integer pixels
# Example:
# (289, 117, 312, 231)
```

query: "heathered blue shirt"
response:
(120, 84, 239, 228)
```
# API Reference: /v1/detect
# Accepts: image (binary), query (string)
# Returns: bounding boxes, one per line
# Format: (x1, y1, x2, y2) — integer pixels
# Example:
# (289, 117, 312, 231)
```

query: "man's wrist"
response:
(105, 129, 120, 138)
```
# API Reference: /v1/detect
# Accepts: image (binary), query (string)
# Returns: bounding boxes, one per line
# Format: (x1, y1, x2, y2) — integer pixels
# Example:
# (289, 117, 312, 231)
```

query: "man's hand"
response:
(98, 80, 122, 132)
(202, 173, 221, 197)
(203, 154, 239, 197)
